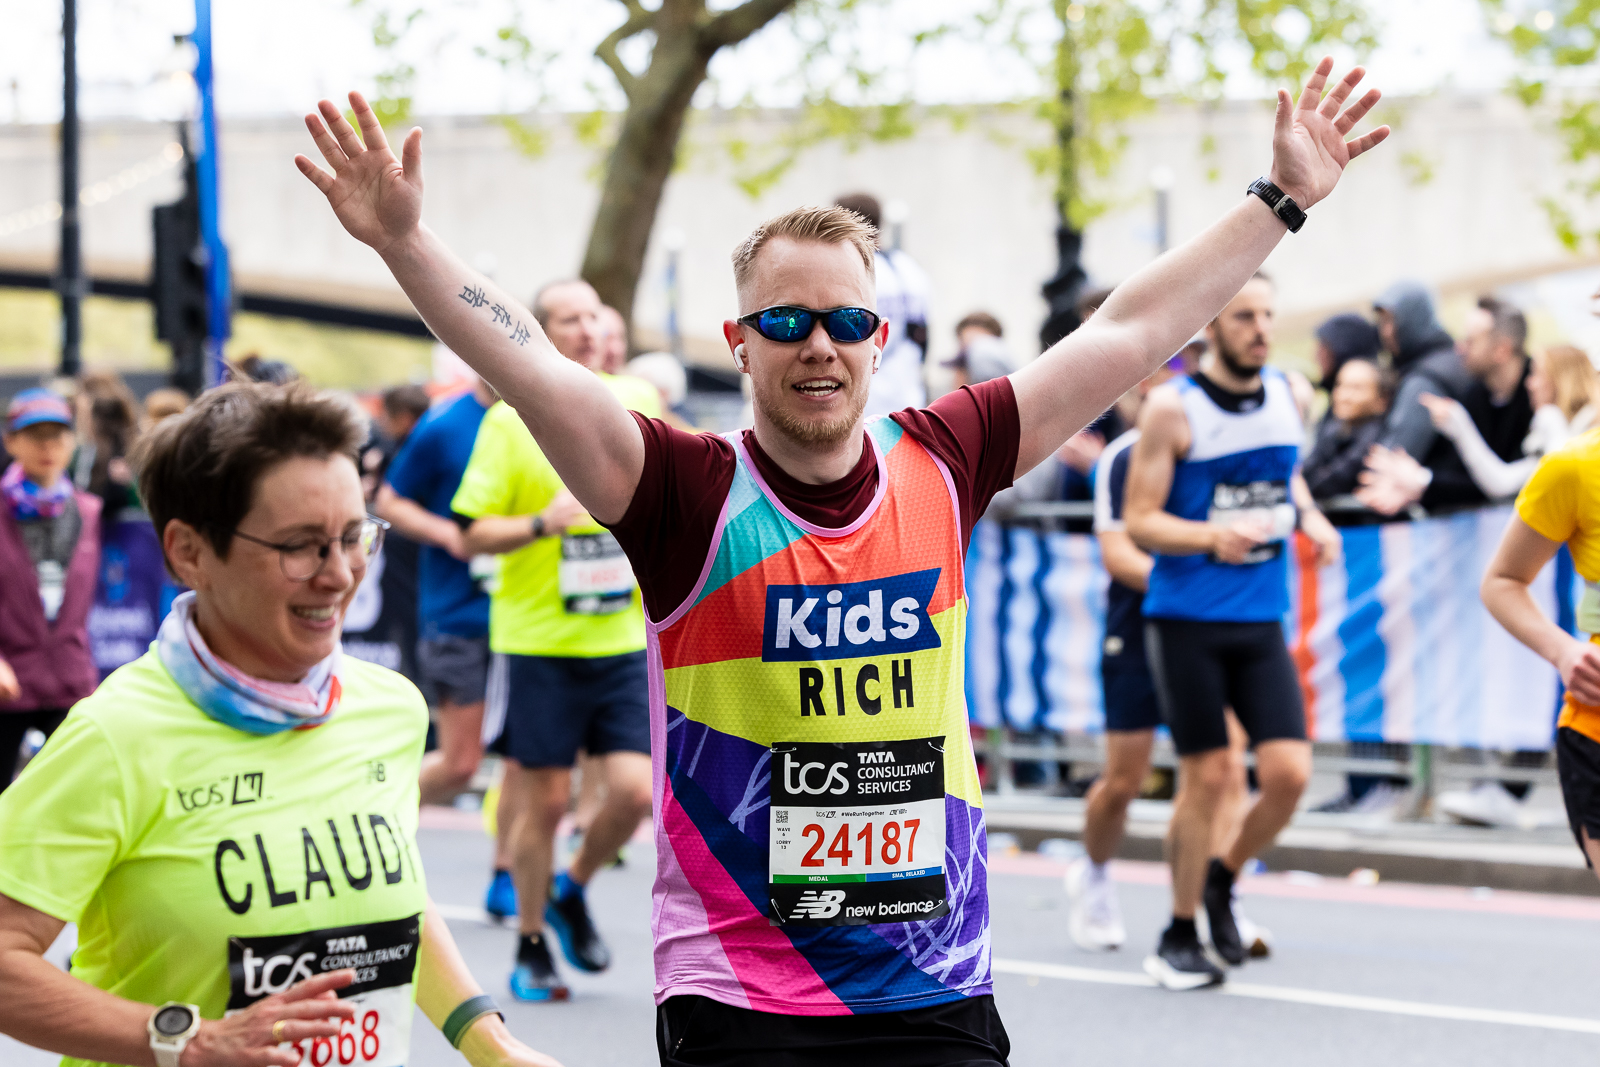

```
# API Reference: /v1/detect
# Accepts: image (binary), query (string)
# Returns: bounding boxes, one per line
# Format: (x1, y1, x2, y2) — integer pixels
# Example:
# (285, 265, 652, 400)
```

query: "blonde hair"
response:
(1538, 344, 1599, 422)
(731, 206, 877, 304)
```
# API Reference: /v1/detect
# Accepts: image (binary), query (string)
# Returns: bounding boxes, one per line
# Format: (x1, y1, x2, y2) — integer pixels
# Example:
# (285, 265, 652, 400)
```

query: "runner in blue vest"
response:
(1124, 274, 1340, 990)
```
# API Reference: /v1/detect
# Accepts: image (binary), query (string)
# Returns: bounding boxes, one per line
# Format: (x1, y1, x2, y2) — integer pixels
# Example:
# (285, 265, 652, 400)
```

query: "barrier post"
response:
(990, 726, 1015, 795)
(1409, 743, 1435, 817)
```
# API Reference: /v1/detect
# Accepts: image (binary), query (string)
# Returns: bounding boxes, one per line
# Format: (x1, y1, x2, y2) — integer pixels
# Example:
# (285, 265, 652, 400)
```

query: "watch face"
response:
(153, 1006, 195, 1037)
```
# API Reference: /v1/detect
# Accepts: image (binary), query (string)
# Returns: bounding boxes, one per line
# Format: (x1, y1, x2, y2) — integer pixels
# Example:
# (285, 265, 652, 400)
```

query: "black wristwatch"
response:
(529, 514, 546, 540)
(1247, 177, 1307, 233)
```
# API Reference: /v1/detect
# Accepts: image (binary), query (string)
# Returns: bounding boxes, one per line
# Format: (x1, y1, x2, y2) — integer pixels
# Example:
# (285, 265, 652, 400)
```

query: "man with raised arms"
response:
(295, 60, 1385, 1064)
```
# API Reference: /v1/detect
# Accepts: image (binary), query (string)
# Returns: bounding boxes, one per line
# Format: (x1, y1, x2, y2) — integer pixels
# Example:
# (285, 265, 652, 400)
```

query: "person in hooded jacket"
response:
(1371, 281, 1480, 508)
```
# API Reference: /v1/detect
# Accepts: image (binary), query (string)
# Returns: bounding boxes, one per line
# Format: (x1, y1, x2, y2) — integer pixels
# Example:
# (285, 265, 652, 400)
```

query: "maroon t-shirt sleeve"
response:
(889, 376, 1019, 544)
(606, 413, 738, 622)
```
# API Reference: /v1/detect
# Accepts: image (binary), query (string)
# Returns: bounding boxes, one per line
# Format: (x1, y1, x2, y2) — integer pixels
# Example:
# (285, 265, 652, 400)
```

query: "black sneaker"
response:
(509, 935, 570, 1002)
(1143, 922, 1225, 991)
(1201, 859, 1247, 966)
(545, 882, 612, 973)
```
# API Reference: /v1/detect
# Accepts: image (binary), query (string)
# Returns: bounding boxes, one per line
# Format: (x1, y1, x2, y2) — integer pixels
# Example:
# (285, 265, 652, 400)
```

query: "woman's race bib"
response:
(558, 532, 637, 615)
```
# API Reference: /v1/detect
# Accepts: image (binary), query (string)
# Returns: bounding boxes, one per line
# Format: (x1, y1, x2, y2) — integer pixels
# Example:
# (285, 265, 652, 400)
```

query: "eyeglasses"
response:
(232, 516, 389, 582)
(736, 305, 882, 345)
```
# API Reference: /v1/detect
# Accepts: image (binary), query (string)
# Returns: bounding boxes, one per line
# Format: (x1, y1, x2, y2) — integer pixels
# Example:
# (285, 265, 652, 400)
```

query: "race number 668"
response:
(285, 1010, 382, 1066)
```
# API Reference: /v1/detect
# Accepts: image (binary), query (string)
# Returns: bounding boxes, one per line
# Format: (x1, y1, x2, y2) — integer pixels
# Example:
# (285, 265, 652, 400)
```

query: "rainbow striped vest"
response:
(645, 417, 991, 1015)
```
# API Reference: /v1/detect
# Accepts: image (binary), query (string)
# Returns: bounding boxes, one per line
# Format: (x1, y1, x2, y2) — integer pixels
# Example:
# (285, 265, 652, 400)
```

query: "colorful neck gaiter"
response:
(2, 462, 73, 521)
(157, 591, 341, 735)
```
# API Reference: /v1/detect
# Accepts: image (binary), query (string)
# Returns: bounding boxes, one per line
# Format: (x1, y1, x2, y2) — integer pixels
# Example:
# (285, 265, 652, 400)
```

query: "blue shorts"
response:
(1100, 664, 1163, 733)
(500, 651, 650, 768)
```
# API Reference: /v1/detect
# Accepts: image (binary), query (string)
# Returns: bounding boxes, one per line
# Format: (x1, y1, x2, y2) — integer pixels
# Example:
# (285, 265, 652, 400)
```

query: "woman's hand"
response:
(1267, 58, 1389, 210)
(181, 970, 356, 1067)
(458, 1015, 566, 1067)
(1417, 392, 1472, 438)
(1556, 637, 1600, 708)
(295, 92, 424, 257)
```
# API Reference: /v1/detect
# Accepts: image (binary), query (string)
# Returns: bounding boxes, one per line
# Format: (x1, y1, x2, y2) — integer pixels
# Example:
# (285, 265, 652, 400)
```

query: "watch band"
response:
(1246, 177, 1307, 233)
(153, 1045, 184, 1067)
(442, 994, 505, 1049)
(529, 513, 546, 539)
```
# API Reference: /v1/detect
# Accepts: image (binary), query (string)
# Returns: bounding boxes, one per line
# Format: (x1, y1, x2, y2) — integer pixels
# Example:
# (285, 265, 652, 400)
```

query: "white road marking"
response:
(435, 903, 504, 923)
(993, 958, 1600, 1035)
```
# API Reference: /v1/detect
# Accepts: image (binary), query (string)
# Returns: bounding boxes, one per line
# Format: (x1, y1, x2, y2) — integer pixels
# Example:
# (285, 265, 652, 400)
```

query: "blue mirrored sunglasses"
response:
(736, 305, 882, 344)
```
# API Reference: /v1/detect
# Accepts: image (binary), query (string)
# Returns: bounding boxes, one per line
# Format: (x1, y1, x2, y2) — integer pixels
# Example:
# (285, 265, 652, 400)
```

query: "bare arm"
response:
(1097, 529, 1153, 592)
(295, 94, 641, 524)
(1482, 518, 1600, 705)
(1011, 59, 1388, 476)
(415, 900, 562, 1067)
(0, 892, 352, 1067)
(460, 492, 590, 557)
(374, 484, 467, 560)
(1291, 470, 1342, 566)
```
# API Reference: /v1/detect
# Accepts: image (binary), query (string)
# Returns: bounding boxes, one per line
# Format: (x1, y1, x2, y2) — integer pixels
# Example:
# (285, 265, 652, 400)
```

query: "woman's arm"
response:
(1421, 394, 1531, 500)
(1481, 517, 1600, 705)
(0, 892, 353, 1067)
(416, 900, 563, 1067)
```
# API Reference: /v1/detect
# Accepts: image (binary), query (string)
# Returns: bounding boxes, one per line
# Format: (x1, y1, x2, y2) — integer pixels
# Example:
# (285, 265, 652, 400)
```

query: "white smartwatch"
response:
(148, 1003, 201, 1067)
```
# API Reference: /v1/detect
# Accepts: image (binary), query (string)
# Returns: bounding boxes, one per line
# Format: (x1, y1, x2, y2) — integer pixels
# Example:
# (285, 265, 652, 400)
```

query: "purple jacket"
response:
(0, 490, 101, 712)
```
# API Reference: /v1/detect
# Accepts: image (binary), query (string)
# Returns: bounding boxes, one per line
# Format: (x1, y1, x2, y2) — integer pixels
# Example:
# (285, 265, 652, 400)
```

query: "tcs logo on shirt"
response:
(762, 569, 941, 663)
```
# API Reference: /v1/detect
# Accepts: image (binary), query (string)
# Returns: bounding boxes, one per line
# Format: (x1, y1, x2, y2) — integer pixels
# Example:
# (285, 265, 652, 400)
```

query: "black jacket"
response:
(1304, 414, 1385, 501)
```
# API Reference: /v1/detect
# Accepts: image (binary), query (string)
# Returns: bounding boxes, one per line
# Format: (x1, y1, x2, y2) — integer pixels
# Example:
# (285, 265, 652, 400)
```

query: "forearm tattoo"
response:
(458, 283, 533, 346)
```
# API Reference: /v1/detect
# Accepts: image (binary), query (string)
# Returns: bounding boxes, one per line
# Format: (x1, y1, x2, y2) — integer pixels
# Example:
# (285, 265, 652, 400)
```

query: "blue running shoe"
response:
(545, 872, 611, 973)
(509, 935, 569, 1002)
(485, 869, 517, 923)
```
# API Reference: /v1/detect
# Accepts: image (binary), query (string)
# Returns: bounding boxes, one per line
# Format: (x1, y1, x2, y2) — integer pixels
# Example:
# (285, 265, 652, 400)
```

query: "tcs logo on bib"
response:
(761, 569, 942, 663)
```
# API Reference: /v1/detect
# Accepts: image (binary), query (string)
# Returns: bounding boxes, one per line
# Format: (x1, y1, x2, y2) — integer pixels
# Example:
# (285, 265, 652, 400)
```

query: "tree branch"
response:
(595, 0, 656, 100)
(700, 0, 799, 51)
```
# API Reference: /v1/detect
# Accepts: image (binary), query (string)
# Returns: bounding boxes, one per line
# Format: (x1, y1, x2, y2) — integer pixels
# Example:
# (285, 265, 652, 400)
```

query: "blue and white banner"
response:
(964, 506, 1579, 750)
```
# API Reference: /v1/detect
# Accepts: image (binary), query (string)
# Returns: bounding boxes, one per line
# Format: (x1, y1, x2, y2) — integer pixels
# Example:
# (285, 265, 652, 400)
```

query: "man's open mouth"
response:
(793, 379, 843, 397)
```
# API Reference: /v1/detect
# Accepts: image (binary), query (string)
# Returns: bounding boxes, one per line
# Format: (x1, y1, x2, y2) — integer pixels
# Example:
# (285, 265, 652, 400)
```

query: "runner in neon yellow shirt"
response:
(0, 382, 560, 1067)
(450, 279, 659, 1001)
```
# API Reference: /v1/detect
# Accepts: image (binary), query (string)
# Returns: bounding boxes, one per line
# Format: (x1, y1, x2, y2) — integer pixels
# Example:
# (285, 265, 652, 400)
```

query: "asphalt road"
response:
(8, 812, 1600, 1067)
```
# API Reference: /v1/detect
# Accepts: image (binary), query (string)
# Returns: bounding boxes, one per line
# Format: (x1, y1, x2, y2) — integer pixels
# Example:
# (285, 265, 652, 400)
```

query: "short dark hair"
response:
(381, 384, 430, 421)
(955, 311, 1003, 338)
(834, 193, 883, 232)
(132, 381, 368, 565)
(1477, 295, 1528, 358)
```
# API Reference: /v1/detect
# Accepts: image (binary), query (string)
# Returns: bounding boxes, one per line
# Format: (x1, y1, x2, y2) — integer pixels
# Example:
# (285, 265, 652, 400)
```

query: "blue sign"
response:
(762, 568, 941, 663)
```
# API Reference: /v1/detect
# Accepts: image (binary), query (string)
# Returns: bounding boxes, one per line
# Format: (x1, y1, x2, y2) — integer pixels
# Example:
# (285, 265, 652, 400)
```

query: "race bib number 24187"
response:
(768, 737, 947, 927)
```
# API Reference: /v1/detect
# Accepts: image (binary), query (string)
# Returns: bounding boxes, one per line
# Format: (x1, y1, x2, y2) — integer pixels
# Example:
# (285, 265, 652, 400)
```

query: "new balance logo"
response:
(790, 890, 846, 920)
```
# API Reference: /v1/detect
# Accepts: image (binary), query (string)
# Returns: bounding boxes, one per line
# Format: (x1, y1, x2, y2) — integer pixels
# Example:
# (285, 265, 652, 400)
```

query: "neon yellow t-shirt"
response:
(451, 374, 661, 657)
(0, 652, 429, 1067)
(1516, 427, 1600, 742)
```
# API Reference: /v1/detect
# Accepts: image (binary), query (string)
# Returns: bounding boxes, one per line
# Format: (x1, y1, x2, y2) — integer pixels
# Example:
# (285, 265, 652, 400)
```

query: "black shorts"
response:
(656, 994, 1010, 1067)
(1145, 618, 1305, 756)
(1556, 727, 1600, 867)
(1101, 664, 1163, 733)
(416, 634, 491, 708)
(501, 651, 650, 768)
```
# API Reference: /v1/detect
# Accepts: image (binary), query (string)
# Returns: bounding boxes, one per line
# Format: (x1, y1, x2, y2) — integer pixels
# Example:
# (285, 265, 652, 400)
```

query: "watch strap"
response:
(529, 513, 546, 539)
(152, 1044, 184, 1067)
(1247, 177, 1307, 233)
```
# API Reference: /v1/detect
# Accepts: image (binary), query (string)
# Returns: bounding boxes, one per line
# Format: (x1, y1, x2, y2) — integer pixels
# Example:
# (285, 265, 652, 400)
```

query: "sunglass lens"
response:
(826, 308, 876, 343)
(757, 307, 813, 342)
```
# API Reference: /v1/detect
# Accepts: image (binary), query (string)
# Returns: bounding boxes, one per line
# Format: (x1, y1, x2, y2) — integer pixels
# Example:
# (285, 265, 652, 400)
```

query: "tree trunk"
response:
(580, 6, 715, 329)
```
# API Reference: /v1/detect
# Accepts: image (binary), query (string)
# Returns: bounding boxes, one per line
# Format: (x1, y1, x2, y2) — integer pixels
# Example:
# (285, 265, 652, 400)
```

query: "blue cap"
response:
(5, 388, 75, 433)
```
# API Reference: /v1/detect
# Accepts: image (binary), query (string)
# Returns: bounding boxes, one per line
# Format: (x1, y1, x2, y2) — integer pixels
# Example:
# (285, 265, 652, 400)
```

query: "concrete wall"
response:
(0, 93, 1591, 369)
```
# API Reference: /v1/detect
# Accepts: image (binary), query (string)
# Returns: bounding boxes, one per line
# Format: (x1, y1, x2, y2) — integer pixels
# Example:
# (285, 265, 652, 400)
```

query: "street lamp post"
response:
(58, 0, 85, 378)
(1151, 165, 1174, 255)
(1039, 0, 1087, 351)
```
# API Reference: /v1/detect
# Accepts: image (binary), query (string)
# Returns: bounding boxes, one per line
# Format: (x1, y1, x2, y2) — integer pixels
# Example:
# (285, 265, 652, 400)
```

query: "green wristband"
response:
(442, 994, 503, 1049)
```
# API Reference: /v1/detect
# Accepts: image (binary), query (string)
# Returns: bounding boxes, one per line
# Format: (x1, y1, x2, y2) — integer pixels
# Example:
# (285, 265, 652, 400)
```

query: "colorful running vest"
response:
(645, 418, 991, 1015)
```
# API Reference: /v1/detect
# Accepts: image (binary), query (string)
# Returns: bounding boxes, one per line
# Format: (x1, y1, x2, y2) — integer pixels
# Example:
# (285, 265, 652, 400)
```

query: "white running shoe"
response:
(1436, 781, 1527, 829)
(1065, 857, 1126, 951)
(1232, 900, 1272, 959)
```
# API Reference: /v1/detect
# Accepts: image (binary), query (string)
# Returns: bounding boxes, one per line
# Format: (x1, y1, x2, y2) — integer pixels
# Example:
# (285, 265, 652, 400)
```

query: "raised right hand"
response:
(295, 92, 423, 256)
(181, 970, 356, 1067)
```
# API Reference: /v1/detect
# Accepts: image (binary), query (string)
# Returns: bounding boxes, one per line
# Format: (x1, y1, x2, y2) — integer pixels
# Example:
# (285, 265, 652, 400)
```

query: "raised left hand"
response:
(1268, 58, 1390, 210)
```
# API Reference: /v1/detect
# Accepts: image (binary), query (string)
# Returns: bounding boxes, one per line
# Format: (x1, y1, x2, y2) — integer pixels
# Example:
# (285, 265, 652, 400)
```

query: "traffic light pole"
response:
(58, 0, 84, 378)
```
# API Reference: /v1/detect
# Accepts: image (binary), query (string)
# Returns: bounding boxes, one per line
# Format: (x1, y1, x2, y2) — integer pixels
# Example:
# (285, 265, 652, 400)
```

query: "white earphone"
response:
(872, 345, 882, 372)
(733, 343, 748, 370)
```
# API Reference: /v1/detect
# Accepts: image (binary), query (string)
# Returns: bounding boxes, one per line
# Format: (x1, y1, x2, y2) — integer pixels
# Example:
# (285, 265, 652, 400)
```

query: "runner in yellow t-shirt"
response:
(450, 278, 660, 1002)
(1483, 427, 1600, 878)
